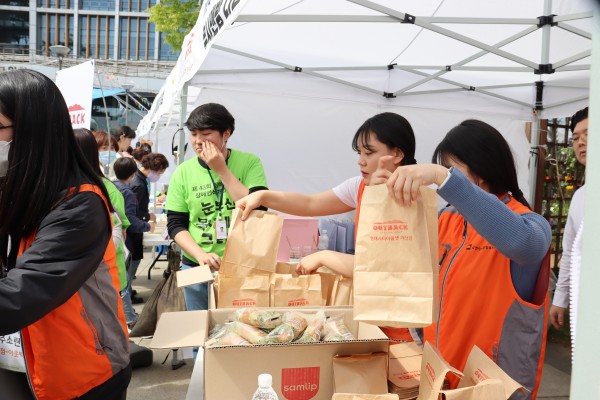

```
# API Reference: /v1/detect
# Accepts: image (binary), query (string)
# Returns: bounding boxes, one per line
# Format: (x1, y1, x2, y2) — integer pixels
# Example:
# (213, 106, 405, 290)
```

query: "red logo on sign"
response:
(281, 367, 320, 400)
(68, 104, 86, 125)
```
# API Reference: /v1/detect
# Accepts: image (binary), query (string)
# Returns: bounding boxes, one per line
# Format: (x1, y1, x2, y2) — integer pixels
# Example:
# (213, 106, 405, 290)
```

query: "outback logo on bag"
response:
(425, 362, 436, 383)
(288, 298, 310, 307)
(370, 220, 412, 242)
(232, 298, 256, 307)
(281, 367, 320, 400)
(473, 368, 490, 383)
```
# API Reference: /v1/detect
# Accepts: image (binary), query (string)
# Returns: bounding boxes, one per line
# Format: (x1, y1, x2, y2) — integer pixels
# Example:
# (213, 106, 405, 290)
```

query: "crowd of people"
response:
(0, 67, 590, 399)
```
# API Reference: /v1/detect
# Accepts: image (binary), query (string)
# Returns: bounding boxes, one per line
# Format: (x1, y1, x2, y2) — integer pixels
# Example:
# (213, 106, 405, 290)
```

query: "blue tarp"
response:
(92, 88, 124, 100)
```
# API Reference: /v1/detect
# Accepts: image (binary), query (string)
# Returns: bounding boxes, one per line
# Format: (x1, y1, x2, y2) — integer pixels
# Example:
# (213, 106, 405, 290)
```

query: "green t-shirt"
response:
(166, 149, 267, 262)
(103, 177, 131, 230)
(103, 177, 130, 290)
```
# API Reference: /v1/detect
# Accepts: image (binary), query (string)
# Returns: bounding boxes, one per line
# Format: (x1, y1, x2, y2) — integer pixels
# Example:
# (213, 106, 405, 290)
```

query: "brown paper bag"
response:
(272, 275, 323, 307)
(318, 271, 337, 306)
(332, 393, 400, 400)
(220, 209, 283, 276)
(354, 185, 438, 328)
(333, 352, 389, 394)
(331, 276, 353, 306)
(388, 342, 423, 389)
(217, 275, 270, 308)
(417, 343, 525, 400)
(275, 261, 300, 276)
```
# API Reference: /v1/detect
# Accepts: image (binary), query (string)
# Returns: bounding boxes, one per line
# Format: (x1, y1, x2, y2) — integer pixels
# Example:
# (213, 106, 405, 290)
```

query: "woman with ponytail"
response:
(384, 119, 551, 400)
(236, 112, 417, 278)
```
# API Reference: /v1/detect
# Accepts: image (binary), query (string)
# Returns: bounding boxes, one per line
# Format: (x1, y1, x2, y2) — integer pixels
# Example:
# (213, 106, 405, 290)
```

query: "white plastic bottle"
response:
(251, 373, 279, 400)
(318, 229, 329, 251)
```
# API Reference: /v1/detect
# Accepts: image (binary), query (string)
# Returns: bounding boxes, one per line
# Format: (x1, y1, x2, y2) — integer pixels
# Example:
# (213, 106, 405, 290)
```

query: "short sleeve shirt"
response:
(332, 176, 362, 209)
(166, 149, 268, 262)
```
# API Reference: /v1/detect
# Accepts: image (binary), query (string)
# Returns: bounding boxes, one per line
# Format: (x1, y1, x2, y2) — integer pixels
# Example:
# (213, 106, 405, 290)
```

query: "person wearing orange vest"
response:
(384, 120, 551, 400)
(0, 70, 130, 399)
(236, 112, 418, 342)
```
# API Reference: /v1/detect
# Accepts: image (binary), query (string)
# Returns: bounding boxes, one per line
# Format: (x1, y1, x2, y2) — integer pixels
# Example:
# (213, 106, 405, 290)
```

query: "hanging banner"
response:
(138, 0, 248, 136)
(56, 60, 95, 129)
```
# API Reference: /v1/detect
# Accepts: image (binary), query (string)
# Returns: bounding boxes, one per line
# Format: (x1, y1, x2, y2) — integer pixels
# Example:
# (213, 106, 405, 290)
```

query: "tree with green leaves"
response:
(147, 0, 201, 52)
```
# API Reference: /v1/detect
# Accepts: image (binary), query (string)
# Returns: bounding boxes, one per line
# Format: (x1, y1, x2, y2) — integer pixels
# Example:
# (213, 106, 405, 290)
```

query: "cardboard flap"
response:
(442, 379, 505, 400)
(357, 322, 389, 340)
(177, 265, 214, 287)
(417, 342, 463, 400)
(458, 345, 527, 397)
(150, 311, 208, 349)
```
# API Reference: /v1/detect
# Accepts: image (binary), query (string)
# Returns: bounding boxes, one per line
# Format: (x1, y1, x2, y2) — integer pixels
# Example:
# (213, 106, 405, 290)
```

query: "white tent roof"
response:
(140, 0, 594, 199)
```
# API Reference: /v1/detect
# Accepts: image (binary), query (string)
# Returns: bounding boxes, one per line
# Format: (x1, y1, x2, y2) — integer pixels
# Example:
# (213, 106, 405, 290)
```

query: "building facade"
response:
(0, 0, 179, 61)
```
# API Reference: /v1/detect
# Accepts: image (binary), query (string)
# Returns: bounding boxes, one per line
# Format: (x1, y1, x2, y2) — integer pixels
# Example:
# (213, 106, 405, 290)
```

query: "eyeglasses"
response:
(0, 125, 13, 130)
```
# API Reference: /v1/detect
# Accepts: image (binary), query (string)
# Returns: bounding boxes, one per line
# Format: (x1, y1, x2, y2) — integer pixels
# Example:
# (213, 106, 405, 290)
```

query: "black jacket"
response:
(126, 169, 150, 260)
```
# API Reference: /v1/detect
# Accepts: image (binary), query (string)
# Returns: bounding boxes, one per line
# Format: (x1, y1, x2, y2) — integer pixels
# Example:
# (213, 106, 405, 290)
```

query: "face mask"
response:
(99, 150, 117, 166)
(0, 141, 11, 177)
(147, 171, 161, 183)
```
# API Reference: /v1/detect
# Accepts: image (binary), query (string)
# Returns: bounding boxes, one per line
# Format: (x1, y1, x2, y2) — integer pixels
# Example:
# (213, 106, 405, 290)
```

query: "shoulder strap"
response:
(354, 179, 366, 245)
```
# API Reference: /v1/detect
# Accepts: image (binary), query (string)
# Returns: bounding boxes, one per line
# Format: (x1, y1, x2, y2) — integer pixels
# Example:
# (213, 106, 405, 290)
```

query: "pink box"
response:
(277, 215, 320, 261)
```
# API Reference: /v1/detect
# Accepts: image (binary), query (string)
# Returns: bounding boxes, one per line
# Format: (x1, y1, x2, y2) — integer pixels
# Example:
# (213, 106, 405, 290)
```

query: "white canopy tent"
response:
(138, 0, 594, 204)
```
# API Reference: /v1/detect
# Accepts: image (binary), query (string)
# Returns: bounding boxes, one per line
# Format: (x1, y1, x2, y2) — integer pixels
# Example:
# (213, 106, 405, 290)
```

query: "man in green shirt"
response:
(166, 103, 268, 311)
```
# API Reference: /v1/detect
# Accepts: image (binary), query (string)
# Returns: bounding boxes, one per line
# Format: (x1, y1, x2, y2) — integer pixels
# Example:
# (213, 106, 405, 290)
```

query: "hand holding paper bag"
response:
(354, 184, 438, 328)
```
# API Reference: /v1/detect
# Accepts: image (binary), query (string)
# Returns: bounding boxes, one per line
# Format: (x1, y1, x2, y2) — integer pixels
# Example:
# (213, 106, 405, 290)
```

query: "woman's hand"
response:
(370, 155, 395, 185)
(196, 251, 221, 272)
(386, 164, 448, 207)
(236, 191, 266, 220)
(200, 141, 227, 173)
(296, 252, 325, 275)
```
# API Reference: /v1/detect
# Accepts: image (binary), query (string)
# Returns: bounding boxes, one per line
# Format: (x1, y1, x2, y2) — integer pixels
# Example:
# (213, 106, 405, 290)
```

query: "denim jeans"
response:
(181, 264, 209, 311)
(120, 287, 138, 325)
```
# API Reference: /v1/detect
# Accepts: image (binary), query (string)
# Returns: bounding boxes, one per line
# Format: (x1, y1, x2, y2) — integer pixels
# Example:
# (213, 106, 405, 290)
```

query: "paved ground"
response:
(127, 253, 573, 400)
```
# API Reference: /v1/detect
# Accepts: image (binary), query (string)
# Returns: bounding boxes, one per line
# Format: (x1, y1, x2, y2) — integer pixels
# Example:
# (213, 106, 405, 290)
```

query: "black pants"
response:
(77, 364, 132, 400)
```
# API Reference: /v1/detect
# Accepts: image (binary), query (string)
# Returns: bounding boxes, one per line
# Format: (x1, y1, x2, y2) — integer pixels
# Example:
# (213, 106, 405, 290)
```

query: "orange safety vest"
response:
(356, 180, 414, 343)
(18, 184, 129, 400)
(423, 194, 549, 399)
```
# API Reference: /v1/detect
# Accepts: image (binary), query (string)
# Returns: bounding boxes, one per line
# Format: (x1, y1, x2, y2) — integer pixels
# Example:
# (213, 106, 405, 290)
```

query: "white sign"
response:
(0, 332, 25, 373)
(138, 0, 248, 136)
(56, 60, 95, 129)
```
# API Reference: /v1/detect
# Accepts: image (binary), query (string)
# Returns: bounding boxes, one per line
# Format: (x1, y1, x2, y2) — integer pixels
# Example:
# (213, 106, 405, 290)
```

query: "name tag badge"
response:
(215, 219, 228, 240)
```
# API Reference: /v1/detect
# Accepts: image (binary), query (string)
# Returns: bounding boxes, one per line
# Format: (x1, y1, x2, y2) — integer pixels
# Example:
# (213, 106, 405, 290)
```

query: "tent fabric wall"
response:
(140, 0, 594, 200)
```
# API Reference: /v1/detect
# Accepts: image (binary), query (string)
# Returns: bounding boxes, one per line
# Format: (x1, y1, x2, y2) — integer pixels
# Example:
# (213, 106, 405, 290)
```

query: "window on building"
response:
(80, 0, 115, 11)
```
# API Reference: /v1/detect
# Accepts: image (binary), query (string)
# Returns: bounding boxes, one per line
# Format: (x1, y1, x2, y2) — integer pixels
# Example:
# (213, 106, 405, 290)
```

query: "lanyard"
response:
(207, 170, 225, 215)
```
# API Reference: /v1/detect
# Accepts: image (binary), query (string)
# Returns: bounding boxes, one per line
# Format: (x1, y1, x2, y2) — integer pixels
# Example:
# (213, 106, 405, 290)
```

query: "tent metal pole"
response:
(347, 0, 539, 69)
(197, 65, 533, 74)
(528, 114, 541, 206)
(553, 11, 594, 23)
(555, 64, 591, 71)
(528, 0, 552, 207)
(178, 83, 188, 166)
(556, 22, 592, 40)
(212, 45, 383, 96)
(392, 25, 538, 95)
(543, 94, 589, 109)
(541, 0, 552, 66)
(234, 14, 539, 24)
(553, 50, 592, 69)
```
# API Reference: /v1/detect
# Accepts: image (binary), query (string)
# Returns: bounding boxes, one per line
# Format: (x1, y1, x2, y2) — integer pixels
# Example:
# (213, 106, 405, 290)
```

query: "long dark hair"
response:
(432, 119, 530, 208)
(0, 69, 111, 238)
(73, 128, 105, 177)
(352, 112, 416, 165)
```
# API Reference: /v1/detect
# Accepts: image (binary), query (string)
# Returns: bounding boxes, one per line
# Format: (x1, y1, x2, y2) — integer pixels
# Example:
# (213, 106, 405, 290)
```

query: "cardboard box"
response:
(151, 308, 389, 400)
